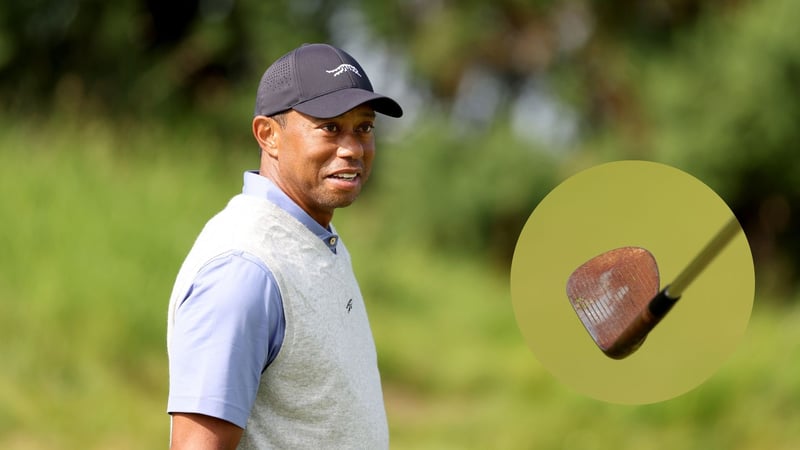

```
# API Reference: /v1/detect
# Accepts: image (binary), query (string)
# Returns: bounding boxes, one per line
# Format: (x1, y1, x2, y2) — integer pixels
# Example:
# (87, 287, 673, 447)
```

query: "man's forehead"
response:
(353, 107, 376, 117)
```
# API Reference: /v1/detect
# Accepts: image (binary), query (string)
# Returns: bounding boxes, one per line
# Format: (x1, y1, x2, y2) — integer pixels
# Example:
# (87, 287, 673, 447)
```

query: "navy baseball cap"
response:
(254, 43, 403, 119)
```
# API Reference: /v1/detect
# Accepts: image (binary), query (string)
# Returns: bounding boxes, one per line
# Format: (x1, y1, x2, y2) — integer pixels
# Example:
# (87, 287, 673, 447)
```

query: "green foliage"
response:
(1, 0, 799, 446)
(1, 114, 799, 450)
(0, 0, 334, 116)
(366, 119, 559, 265)
(0, 117, 243, 448)
(638, 0, 800, 294)
(644, 0, 800, 198)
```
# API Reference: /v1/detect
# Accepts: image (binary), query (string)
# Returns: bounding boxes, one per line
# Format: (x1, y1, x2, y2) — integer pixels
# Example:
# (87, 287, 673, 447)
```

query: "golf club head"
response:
(566, 247, 661, 359)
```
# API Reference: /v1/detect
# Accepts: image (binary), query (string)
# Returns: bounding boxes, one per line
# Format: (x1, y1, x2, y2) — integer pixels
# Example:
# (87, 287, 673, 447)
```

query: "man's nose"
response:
(337, 133, 366, 159)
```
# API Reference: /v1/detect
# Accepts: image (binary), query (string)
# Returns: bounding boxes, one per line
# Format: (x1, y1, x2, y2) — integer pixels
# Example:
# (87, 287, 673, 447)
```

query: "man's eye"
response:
(321, 124, 339, 132)
(358, 124, 375, 133)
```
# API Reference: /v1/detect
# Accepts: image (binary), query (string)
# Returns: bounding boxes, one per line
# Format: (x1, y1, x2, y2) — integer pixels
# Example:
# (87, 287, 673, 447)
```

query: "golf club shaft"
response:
(606, 288, 683, 359)
(605, 293, 671, 359)
(609, 217, 741, 359)
(665, 216, 741, 299)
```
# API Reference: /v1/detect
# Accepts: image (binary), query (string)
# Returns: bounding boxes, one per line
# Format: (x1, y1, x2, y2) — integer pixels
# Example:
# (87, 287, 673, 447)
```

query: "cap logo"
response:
(325, 64, 361, 77)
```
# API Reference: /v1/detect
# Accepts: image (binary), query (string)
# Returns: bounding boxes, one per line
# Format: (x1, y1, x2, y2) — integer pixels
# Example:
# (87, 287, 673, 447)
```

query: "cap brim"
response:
(292, 88, 403, 119)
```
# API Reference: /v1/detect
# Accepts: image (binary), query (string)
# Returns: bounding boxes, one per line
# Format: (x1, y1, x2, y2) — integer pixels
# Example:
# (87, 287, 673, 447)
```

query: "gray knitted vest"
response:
(167, 194, 388, 449)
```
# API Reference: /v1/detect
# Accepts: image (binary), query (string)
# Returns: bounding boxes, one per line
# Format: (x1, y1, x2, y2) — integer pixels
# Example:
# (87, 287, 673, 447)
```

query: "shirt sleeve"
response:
(167, 250, 285, 429)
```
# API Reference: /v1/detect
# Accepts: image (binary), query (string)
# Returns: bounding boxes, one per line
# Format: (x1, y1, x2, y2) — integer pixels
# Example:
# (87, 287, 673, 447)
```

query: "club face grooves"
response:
(566, 247, 660, 357)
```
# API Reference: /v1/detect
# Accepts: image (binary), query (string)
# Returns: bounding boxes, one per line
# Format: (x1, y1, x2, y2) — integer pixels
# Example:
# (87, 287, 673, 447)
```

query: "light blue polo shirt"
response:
(167, 171, 339, 428)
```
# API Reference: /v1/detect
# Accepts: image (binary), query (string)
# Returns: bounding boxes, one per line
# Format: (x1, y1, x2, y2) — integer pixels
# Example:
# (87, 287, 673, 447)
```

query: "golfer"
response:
(166, 43, 402, 449)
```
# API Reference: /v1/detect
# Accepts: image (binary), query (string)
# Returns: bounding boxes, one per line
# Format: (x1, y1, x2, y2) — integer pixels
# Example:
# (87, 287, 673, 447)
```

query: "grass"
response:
(1, 116, 798, 449)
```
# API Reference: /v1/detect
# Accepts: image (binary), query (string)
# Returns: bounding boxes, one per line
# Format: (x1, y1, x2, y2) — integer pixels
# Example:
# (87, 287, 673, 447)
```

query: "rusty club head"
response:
(566, 247, 665, 359)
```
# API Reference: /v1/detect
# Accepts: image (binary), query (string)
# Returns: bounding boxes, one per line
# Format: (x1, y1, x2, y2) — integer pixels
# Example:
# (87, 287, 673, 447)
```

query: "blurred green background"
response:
(1, 0, 798, 448)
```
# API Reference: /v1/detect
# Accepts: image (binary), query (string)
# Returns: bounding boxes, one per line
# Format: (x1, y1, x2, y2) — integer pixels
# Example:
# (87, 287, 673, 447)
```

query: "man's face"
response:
(270, 105, 376, 226)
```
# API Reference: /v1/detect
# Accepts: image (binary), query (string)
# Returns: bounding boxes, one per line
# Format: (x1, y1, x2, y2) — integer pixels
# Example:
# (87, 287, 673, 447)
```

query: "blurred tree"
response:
(362, 115, 560, 269)
(0, 0, 796, 292)
(0, 0, 737, 127)
(0, 0, 332, 116)
(640, 0, 800, 295)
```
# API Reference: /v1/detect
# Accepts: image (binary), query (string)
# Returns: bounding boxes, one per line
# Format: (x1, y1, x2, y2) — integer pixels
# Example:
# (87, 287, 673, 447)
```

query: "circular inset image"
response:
(510, 160, 754, 404)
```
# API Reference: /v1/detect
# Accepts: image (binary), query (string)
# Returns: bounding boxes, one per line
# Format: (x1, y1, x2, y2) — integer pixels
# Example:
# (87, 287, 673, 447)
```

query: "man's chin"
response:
(318, 195, 359, 214)
(327, 189, 362, 209)
(333, 197, 358, 209)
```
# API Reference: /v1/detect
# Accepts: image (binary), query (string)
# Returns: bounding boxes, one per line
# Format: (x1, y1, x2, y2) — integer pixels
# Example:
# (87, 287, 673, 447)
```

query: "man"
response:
(166, 43, 402, 449)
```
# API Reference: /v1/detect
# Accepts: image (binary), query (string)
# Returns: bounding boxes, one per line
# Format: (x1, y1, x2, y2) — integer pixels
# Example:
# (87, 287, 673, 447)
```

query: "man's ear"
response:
(253, 116, 280, 157)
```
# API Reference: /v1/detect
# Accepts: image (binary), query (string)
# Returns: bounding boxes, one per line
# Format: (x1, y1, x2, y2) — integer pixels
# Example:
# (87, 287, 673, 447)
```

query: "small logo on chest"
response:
(346, 298, 353, 313)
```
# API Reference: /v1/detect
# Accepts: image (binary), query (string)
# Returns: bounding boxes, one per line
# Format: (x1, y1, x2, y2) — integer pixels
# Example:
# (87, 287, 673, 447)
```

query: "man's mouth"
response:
(328, 172, 358, 181)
